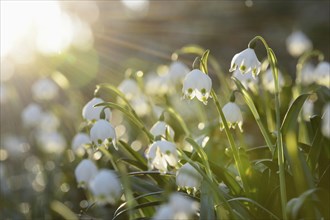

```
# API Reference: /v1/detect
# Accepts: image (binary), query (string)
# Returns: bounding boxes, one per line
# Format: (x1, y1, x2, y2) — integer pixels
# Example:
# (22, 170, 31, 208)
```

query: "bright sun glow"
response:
(0, 1, 85, 57)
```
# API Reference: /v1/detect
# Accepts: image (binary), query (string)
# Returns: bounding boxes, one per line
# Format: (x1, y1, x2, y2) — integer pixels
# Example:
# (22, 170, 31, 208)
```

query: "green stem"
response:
(211, 89, 250, 193)
(249, 36, 287, 220)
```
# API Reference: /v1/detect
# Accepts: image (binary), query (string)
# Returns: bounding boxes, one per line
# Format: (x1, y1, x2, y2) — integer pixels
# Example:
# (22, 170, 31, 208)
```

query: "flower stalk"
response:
(249, 36, 288, 220)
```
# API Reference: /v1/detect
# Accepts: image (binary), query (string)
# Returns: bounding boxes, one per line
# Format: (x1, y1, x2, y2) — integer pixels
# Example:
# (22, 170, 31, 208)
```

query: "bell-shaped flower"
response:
(182, 69, 212, 104)
(21, 103, 43, 127)
(299, 63, 315, 86)
(32, 78, 59, 101)
(262, 68, 285, 93)
(72, 133, 91, 155)
(75, 159, 98, 188)
(118, 78, 141, 101)
(145, 140, 178, 174)
(302, 99, 314, 121)
(89, 169, 122, 205)
(176, 163, 203, 191)
(230, 48, 261, 77)
(232, 69, 258, 90)
(150, 121, 175, 140)
(322, 103, 330, 138)
(286, 31, 312, 57)
(90, 120, 117, 149)
(153, 193, 200, 220)
(314, 61, 330, 88)
(220, 102, 243, 132)
(82, 97, 111, 121)
(168, 61, 190, 83)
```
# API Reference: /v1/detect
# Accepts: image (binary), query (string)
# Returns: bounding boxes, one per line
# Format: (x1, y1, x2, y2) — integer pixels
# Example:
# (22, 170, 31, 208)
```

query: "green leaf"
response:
(119, 140, 147, 167)
(281, 93, 310, 133)
(200, 180, 216, 220)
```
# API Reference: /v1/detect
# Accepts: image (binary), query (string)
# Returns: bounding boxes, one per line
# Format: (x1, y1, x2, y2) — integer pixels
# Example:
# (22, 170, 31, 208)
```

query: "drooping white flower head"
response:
(32, 78, 59, 101)
(299, 63, 315, 86)
(232, 69, 259, 90)
(286, 31, 312, 57)
(90, 120, 116, 148)
(150, 121, 175, 140)
(182, 69, 212, 104)
(21, 103, 43, 127)
(72, 133, 91, 155)
(153, 205, 176, 220)
(89, 169, 122, 205)
(168, 61, 190, 83)
(168, 193, 200, 216)
(82, 97, 111, 121)
(262, 68, 285, 93)
(152, 193, 200, 220)
(75, 159, 98, 188)
(220, 102, 243, 132)
(145, 140, 178, 174)
(314, 61, 330, 88)
(37, 131, 66, 154)
(230, 48, 261, 77)
(302, 99, 314, 121)
(322, 103, 330, 138)
(176, 163, 203, 191)
(118, 78, 141, 100)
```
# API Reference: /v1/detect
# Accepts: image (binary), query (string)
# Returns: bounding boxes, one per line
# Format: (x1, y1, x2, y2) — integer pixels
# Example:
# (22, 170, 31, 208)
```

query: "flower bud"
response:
(82, 98, 111, 121)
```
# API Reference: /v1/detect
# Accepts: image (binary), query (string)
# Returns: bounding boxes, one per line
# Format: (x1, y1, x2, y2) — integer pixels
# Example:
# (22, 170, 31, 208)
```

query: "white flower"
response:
(176, 163, 203, 190)
(130, 94, 150, 117)
(286, 31, 312, 57)
(220, 102, 243, 132)
(232, 69, 258, 90)
(72, 133, 91, 155)
(169, 193, 200, 216)
(145, 73, 172, 96)
(314, 61, 330, 88)
(90, 120, 116, 148)
(37, 131, 66, 154)
(32, 78, 59, 101)
(153, 205, 176, 220)
(153, 193, 199, 220)
(150, 121, 175, 140)
(118, 78, 140, 100)
(322, 104, 330, 138)
(182, 69, 212, 104)
(302, 100, 314, 121)
(21, 103, 43, 127)
(168, 61, 190, 83)
(262, 68, 285, 93)
(75, 159, 98, 188)
(89, 169, 122, 205)
(82, 98, 111, 121)
(299, 63, 315, 85)
(230, 48, 261, 77)
(145, 140, 178, 174)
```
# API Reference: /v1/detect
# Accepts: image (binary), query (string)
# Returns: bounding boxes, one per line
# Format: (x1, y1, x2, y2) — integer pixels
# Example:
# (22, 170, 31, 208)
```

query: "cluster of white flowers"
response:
(20, 78, 66, 154)
(74, 159, 122, 205)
